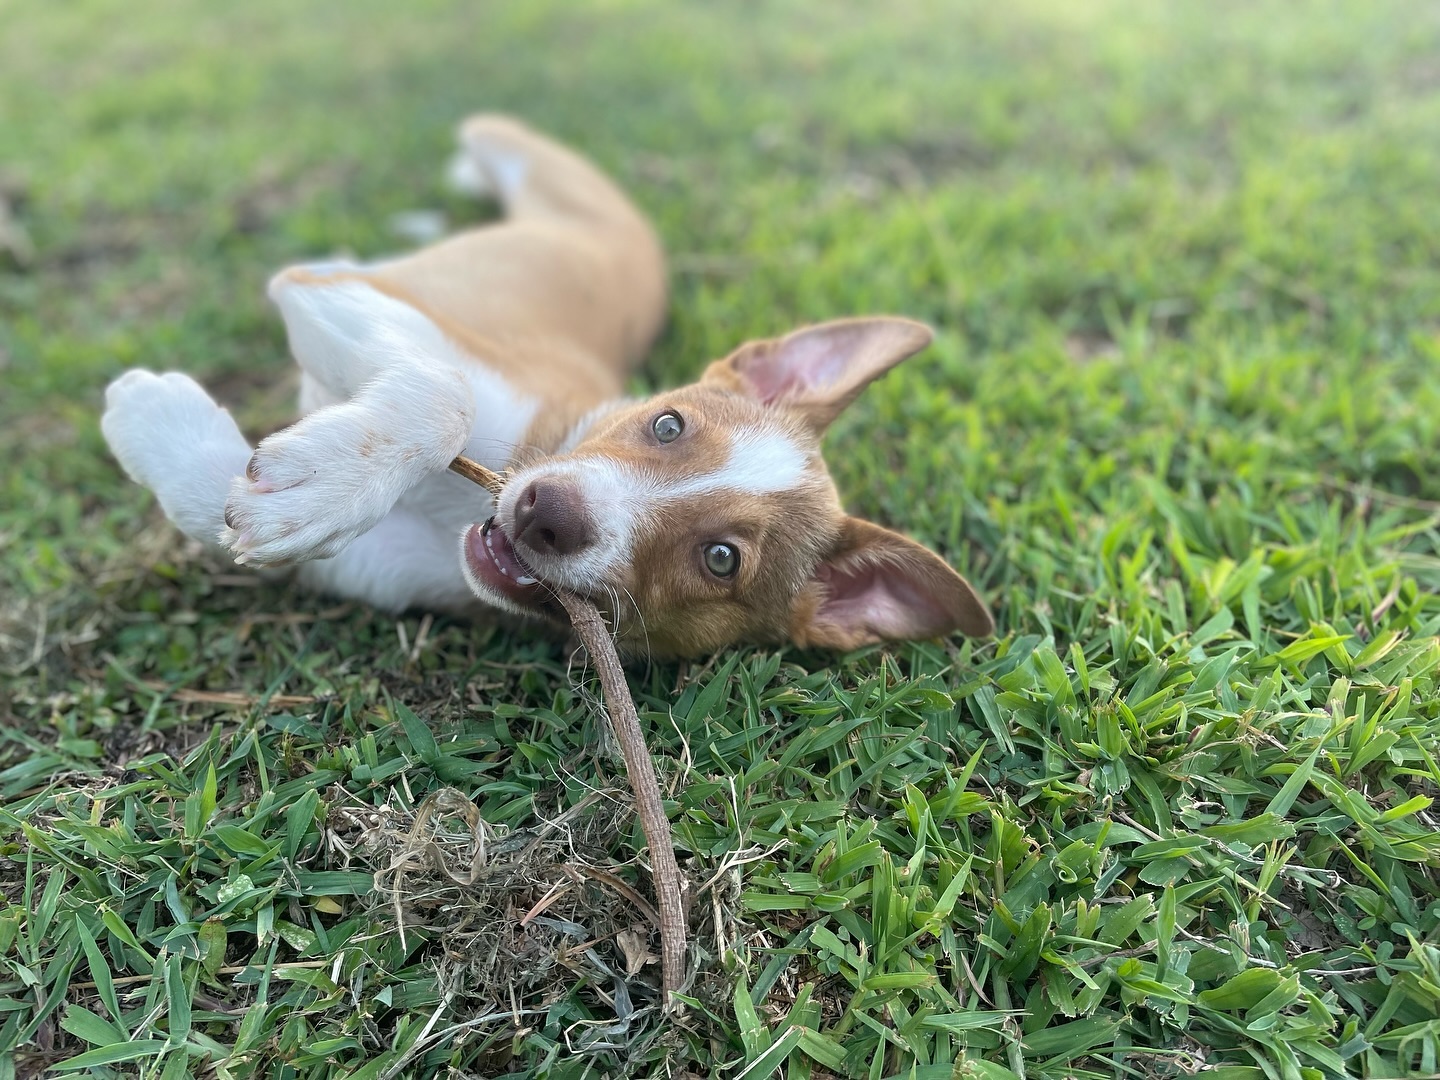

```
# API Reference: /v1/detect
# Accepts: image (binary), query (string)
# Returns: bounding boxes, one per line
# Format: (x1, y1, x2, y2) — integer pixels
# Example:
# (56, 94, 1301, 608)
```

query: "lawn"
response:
(3, 0, 1440, 1077)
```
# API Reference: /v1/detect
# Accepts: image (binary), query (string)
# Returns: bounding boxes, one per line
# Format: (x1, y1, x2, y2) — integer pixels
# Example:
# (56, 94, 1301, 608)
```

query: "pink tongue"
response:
(485, 521, 537, 584)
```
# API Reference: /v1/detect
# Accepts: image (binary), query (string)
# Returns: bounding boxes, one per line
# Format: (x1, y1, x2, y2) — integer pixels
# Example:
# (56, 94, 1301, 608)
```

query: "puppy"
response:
(101, 115, 993, 657)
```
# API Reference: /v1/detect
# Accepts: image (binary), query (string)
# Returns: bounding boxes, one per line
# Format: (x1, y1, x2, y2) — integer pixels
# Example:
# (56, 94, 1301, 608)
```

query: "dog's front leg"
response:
(220, 358, 476, 566)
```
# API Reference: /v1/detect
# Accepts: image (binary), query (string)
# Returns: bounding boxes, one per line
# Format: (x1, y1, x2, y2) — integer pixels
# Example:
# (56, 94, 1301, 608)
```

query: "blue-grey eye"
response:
(653, 411, 683, 443)
(703, 542, 738, 577)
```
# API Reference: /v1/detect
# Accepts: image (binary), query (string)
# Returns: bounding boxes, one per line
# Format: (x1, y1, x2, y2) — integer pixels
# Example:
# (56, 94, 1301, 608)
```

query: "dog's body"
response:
(102, 116, 993, 657)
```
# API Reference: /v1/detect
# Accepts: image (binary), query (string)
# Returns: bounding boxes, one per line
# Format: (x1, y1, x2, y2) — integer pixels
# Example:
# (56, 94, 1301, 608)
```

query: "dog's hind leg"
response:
(265, 269, 465, 400)
(450, 113, 649, 230)
(101, 370, 253, 550)
(420, 114, 669, 371)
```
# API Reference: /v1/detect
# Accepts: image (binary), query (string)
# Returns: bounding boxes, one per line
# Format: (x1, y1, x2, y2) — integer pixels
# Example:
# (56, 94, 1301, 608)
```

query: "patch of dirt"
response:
(208, 362, 300, 440)
(1064, 329, 1121, 364)
(230, 161, 354, 236)
(0, 193, 33, 269)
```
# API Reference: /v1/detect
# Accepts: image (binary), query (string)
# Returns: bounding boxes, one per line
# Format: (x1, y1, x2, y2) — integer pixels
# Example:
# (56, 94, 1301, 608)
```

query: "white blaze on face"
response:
(499, 423, 813, 591)
(666, 426, 812, 498)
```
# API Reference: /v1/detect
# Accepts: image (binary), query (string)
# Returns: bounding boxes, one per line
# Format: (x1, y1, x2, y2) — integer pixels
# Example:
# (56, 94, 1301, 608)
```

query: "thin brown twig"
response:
(448, 455, 507, 497)
(449, 453, 689, 1003)
(69, 959, 330, 991)
(558, 862, 663, 934)
(133, 680, 320, 709)
(556, 592, 688, 1002)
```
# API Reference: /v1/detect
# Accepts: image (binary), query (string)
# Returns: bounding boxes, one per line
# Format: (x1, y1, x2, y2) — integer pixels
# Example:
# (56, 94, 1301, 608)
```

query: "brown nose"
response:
(512, 478, 594, 556)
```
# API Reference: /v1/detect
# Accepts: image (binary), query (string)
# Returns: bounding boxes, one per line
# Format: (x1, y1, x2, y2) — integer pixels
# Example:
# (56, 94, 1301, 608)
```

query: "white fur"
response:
(220, 362, 476, 565)
(269, 277, 457, 396)
(668, 426, 809, 499)
(217, 278, 536, 566)
(101, 371, 253, 547)
(103, 272, 534, 596)
(298, 371, 342, 415)
(446, 152, 492, 198)
(498, 424, 810, 591)
(276, 280, 536, 476)
(458, 132, 529, 199)
(299, 508, 476, 614)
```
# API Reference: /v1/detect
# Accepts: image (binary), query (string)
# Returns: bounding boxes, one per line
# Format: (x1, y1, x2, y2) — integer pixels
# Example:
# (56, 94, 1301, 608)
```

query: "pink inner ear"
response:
(816, 559, 950, 639)
(740, 333, 850, 403)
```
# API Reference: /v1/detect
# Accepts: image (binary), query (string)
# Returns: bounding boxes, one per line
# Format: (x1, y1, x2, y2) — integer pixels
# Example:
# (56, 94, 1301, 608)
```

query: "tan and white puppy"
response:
(101, 115, 993, 657)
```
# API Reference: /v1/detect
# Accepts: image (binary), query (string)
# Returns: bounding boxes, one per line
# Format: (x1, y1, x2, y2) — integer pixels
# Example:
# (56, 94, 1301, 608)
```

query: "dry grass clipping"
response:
(446, 455, 689, 1001)
(359, 786, 654, 1073)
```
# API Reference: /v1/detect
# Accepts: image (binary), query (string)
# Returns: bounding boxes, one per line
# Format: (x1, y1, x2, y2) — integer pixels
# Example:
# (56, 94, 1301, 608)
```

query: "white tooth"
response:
(516, 575, 537, 586)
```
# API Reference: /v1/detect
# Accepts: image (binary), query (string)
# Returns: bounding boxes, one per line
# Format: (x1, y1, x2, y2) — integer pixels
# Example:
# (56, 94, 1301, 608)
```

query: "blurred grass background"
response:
(2, 1, 1440, 1078)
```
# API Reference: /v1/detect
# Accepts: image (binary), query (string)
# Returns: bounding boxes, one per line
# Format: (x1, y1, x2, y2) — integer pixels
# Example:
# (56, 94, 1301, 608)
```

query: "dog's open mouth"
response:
(463, 517, 550, 608)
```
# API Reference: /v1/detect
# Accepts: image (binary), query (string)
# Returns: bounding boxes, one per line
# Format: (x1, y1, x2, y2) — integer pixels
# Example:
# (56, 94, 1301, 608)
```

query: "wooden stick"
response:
(555, 591, 687, 999)
(448, 454, 506, 497)
(448, 453, 688, 1001)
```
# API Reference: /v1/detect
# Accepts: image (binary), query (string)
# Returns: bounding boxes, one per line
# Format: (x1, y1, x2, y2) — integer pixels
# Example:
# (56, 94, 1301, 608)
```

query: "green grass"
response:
(4, 0, 1440, 1076)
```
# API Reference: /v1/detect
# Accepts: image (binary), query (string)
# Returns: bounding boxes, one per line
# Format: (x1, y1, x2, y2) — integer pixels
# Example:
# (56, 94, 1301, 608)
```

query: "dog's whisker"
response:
(619, 583, 653, 668)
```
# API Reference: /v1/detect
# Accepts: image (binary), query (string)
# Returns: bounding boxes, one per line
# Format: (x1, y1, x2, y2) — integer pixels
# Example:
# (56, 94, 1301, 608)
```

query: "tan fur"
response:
(277, 115, 668, 453)
(554, 386, 843, 654)
(528, 371, 995, 656)
(704, 317, 935, 432)
(284, 116, 993, 656)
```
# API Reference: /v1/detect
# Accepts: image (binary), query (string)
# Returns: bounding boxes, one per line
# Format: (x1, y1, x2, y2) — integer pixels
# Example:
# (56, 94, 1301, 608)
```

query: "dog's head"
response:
(462, 318, 993, 656)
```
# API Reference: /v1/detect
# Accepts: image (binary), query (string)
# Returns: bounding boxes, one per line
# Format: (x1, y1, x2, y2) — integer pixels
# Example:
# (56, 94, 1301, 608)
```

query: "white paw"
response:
(101, 370, 252, 544)
(445, 151, 494, 198)
(456, 117, 531, 199)
(221, 371, 473, 566)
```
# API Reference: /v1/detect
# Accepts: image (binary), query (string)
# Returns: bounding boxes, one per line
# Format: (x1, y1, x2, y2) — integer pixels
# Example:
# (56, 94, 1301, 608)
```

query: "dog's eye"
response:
(652, 411, 684, 443)
(702, 542, 739, 578)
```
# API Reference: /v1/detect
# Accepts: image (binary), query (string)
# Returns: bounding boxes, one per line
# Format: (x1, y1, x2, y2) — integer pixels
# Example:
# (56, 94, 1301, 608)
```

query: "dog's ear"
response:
(703, 318, 933, 432)
(788, 516, 993, 650)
